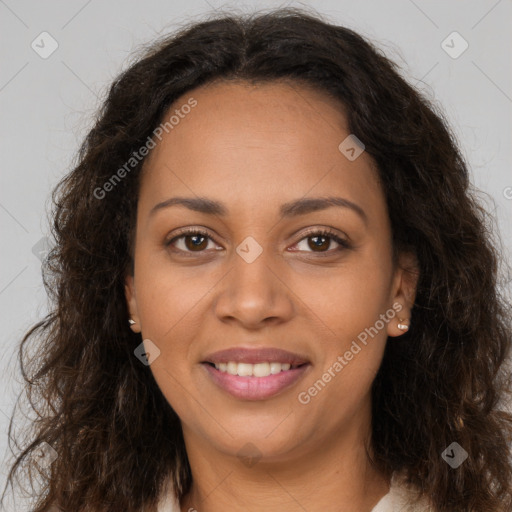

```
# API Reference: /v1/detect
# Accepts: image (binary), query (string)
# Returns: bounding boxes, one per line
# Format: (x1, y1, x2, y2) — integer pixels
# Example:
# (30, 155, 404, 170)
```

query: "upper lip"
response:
(202, 347, 310, 365)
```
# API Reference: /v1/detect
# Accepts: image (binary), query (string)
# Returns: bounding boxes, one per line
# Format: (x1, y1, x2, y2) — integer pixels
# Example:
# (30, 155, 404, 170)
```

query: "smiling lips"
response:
(201, 347, 311, 400)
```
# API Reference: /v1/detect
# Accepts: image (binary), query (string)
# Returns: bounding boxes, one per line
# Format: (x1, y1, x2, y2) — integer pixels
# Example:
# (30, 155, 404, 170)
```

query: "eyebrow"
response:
(149, 196, 367, 224)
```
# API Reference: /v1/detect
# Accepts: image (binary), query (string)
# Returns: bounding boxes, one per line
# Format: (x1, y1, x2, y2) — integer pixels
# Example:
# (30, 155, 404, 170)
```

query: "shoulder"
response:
(371, 472, 434, 512)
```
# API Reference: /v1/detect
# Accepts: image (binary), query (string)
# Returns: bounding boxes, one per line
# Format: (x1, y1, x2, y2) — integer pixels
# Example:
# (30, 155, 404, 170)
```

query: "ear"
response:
(387, 251, 419, 338)
(125, 274, 142, 334)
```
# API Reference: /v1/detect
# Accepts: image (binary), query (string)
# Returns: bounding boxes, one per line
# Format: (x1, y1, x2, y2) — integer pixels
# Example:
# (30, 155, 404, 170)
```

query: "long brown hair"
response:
(3, 7, 512, 512)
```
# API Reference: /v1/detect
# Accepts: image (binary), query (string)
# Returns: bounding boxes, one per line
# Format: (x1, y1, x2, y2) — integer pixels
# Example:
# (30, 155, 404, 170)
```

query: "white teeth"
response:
(237, 363, 253, 377)
(270, 362, 285, 374)
(213, 361, 295, 377)
(253, 362, 270, 377)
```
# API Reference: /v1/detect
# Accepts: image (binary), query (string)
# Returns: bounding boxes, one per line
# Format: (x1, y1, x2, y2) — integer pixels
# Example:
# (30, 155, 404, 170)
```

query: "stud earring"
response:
(397, 318, 409, 331)
(128, 319, 136, 325)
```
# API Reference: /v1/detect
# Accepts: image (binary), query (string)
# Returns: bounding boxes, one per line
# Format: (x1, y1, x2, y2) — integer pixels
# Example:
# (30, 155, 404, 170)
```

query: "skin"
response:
(125, 80, 418, 512)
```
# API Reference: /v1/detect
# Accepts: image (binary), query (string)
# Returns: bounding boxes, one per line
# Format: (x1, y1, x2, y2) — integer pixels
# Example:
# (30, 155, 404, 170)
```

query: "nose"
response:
(213, 244, 295, 329)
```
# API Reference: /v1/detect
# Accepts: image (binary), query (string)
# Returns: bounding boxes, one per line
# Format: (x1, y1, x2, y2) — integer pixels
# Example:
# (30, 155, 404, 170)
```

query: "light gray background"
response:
(1, 1, 511, 509)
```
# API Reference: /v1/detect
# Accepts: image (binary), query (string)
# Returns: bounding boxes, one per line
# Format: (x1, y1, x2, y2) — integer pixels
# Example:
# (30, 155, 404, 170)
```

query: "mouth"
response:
(201, 346, 311, 400)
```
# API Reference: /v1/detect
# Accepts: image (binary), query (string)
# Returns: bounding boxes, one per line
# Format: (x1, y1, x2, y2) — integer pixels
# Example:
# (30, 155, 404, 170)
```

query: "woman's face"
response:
(125, 80, 416, 463)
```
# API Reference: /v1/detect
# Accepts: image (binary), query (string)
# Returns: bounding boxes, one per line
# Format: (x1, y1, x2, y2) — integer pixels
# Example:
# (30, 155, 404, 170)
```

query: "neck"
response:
(178, 414, 390, 512)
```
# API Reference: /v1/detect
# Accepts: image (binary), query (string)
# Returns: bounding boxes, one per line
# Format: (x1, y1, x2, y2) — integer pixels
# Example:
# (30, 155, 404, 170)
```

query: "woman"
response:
(3, 7, 512, 512)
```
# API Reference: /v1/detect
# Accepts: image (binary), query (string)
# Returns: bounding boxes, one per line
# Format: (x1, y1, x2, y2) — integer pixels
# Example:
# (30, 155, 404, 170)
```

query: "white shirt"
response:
(371, 473, 433, 511)
(157, 472, 433, 511)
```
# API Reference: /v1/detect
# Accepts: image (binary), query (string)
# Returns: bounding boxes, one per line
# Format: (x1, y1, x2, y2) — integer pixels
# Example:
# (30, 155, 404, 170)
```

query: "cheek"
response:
(293, 247, 392, 402)
(299, 287, 390, 422)
(134, 245, 213, 342)
(133, 259, 207, 417)
(131, 260, 211, 412)
(293, 245, 393, 343)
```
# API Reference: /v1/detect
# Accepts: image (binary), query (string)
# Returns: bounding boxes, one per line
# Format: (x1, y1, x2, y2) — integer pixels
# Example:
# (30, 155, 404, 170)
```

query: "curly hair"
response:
(2, 6, 512, 512)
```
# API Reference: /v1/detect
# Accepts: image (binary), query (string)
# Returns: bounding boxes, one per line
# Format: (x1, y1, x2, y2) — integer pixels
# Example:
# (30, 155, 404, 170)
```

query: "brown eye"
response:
(166, 229, 216, 253)
(165, 228, 350, 257)
(294, 229, 350, 254)
(307, 234, 331, 251)
(183, 233, 209, 251)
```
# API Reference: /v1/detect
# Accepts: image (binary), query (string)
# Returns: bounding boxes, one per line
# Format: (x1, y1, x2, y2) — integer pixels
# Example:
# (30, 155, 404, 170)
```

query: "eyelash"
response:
(165, 228, 351, 257)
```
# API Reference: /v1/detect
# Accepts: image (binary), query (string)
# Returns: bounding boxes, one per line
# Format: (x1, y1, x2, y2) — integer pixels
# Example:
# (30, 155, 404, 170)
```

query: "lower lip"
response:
(202, 363, 310, 400)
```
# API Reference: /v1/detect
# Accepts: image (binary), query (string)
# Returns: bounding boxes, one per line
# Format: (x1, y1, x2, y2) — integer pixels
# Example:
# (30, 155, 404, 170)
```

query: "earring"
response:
(397, 318, 409, 331)
(128, 319, 136, 325)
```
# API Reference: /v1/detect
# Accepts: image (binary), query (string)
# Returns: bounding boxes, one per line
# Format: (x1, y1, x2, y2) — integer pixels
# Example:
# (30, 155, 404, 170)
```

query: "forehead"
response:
(138, 80, 384, 224)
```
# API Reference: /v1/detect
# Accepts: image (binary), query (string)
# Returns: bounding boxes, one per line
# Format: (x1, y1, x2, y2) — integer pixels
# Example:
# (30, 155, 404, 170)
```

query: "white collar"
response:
(157, 472, 433, 511)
